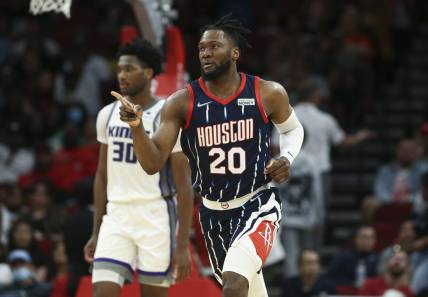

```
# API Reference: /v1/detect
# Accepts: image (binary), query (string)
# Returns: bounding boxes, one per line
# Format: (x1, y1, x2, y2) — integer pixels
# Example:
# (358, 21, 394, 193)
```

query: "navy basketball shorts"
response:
(199, 186, 282, 285)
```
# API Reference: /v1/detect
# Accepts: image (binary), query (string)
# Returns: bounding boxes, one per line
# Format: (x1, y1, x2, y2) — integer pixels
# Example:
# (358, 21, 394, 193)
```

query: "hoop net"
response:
(29, 0, 72, 18)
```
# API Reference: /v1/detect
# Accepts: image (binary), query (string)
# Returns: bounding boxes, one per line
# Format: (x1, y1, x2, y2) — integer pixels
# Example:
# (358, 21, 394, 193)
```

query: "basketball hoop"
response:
(29, 0, 72, 18)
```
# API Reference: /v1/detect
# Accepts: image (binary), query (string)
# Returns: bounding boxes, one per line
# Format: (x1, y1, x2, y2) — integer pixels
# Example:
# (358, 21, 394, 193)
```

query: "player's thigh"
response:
(223, 220, 277, 287)
(135, 199, 174, 286)
(93, 214, 136, 284)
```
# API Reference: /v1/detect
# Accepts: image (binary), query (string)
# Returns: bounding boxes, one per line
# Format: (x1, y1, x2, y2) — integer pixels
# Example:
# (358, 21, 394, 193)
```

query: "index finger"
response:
(111, 91, 134, 109)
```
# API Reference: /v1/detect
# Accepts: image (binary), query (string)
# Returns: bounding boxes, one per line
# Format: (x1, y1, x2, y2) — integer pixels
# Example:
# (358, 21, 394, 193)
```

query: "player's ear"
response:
(232, 47, 240, 62)
(144, 68, 154, 80)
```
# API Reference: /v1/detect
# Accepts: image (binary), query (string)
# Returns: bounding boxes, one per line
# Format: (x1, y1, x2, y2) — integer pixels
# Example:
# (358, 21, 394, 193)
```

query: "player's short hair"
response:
(200, 13, 252, 51)
(117, 38, 162, 76)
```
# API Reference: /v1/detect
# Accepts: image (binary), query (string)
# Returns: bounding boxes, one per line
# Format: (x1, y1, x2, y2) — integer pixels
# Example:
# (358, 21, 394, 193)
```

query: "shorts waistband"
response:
(202, 186, 267, 210)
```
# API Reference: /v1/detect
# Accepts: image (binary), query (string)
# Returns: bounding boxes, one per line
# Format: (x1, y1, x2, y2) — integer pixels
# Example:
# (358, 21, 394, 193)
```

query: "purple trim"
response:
(94, 257, 134, 273)
(137, 265, 171, 276)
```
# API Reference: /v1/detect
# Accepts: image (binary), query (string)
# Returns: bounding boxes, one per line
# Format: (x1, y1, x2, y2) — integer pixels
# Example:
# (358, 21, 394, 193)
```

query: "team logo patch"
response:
(237, 98, 255, 106)
(249, 221, 275, 263)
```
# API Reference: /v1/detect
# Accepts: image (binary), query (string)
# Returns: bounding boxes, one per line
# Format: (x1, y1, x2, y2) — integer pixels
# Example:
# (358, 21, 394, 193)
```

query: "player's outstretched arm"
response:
(260, 80, 304, 183)
(111, 89, 188, 174)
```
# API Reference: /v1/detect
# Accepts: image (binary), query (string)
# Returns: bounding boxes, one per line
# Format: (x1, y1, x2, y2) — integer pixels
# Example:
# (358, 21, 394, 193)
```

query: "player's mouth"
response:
(203, 63, 215, 70)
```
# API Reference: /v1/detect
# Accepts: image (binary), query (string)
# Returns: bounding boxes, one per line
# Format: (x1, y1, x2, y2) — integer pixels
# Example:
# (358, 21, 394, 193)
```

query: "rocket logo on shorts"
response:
(249, 221, 275, 263)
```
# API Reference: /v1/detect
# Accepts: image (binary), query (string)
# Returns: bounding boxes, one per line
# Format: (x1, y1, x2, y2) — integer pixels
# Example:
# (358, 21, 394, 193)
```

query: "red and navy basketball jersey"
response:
(180, 73, 273, 202)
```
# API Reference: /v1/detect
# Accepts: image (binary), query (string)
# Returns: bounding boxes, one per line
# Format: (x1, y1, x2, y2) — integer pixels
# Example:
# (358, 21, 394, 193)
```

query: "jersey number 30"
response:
(209, 147, 245, 174)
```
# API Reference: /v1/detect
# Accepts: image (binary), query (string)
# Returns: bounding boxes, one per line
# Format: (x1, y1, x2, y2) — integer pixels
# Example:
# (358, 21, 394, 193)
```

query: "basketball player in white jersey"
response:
(83, 38, 194, 297)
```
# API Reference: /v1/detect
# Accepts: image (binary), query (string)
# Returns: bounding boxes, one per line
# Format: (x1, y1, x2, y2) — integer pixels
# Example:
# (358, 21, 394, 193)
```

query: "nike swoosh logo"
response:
(197, 101, 213, 108)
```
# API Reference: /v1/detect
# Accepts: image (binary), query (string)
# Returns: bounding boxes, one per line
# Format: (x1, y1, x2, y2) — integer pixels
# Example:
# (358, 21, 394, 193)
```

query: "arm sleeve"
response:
(274, 109, 304, 164)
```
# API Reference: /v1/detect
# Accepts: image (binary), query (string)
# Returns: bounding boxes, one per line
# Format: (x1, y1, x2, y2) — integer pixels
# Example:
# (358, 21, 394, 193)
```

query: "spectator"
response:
(49, 241, 69, 297)
(8, 218, 51, 283)
(0, 243, 13, 290)
(18, 143, 54, 190)
(0, 122, 34, 184)
(273, 127, 324, 276)
(360, 249, 414, 297)
(282, 250, 335, 297)
(27, 180, 66, 240)
(2, 184, 26, 219)
(0, 186, 14, 245)
(294, 78, 374, 212)
(3, 249, 51, 297)
(416, 122, 428, 168)
(363, 138, 426, 222)
(62, 178, 92, 297)
(327, 225, 379, 287)
(378, 220, 416, 274)
(410, 172, 428, 295)
(54, 37, 112, 117)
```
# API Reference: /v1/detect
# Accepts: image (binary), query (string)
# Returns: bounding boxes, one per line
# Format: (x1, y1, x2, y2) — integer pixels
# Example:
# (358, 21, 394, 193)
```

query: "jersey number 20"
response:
(209, 147, 245, 174)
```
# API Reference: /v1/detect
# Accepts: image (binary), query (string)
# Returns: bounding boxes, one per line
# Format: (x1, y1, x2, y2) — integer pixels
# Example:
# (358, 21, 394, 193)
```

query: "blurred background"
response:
(0, 0, 428, 296)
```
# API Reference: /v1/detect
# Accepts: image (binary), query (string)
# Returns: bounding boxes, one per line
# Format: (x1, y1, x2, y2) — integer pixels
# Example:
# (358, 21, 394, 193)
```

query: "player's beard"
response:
(201, 59, 231, 81)
(121, 82, 146, 98)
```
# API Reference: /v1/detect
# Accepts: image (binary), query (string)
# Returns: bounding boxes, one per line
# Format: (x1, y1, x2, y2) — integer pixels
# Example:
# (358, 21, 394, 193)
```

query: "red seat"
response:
(75, 275, 221, 297)
(336, 285, 359, 295)
(372, 222, 400, 251)
(373, 202, 412, 223)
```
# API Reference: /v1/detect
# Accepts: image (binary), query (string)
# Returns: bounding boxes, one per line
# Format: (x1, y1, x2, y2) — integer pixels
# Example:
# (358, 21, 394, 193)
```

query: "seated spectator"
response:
(327, 225, 379, 287)
(26, 180, 66, 240)
(49, 241, 69, 297)
(0, 123, 34, 184)
(8, 218, 51, 283)
(0, 243, 12, 290)
(2, 183, 26, 220)
(0, 187, 14, 245)
(282, 250, 335, 297)
(62, 178, 92, 296)
(378, 220, 416, 274)
(363, 138, 426, 222)
(410, 172, 428, 295)
(416, 122, 428, 168)
(360, 249, 414, 297)
(18, 143, 54, 190)
(2, 249, 51, 297)
(49, 123, 98, 193)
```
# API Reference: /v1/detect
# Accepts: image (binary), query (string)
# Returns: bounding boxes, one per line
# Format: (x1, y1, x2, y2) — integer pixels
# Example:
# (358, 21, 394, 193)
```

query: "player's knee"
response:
(222, 271, 248, 297)
(93, 281, 121, 297)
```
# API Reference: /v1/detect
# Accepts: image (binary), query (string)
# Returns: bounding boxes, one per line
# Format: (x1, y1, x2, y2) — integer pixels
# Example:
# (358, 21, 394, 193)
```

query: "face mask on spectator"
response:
(12, 267, 35, 284)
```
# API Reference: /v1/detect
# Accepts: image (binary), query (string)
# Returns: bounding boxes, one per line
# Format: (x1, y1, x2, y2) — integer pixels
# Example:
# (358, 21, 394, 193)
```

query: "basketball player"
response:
(83, 39, 193, 297)
(112, 16, 304, 297)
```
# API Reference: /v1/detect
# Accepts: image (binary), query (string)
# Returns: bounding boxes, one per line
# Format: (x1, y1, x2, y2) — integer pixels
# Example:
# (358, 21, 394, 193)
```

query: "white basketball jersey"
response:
(96, 100, 179, 202)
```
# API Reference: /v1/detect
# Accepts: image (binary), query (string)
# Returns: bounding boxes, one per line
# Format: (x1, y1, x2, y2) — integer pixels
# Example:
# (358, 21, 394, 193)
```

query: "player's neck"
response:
(204, 69, 241, 100)
(129, 86, 156, 109)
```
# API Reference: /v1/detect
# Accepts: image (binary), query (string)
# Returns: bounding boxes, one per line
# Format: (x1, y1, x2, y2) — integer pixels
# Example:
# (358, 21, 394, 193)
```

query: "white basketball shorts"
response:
(92, 198, 176, 287)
